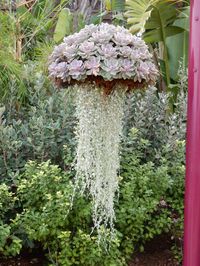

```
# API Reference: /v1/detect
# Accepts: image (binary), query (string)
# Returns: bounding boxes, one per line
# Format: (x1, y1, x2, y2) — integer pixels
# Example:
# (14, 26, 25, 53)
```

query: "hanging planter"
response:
(48, 23, 158, 237)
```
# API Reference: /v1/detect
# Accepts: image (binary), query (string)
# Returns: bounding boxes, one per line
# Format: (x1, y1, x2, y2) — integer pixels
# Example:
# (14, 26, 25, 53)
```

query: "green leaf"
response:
(125, 0, 159, 34)
(143, 1, 182, 43)
(166, 6, 190, 80)
(105, 0, 125, 11)
(53, 8, 73, 43)
(140, 1, 184, 87)
(144, 26, 183, 43)
(77, 14, 85, 31)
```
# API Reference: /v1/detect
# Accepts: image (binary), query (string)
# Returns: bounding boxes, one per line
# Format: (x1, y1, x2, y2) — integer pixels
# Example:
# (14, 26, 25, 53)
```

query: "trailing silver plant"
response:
(74, 84, 125, 236)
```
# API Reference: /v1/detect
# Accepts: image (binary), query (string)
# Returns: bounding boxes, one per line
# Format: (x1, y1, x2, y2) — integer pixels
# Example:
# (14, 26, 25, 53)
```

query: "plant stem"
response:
(163, 40, 171, 88)
(156, 6, 171, 88)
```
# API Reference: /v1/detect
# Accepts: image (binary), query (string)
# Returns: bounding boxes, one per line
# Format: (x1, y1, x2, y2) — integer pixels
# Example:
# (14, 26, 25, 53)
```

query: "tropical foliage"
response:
(125, 0, 189, 91)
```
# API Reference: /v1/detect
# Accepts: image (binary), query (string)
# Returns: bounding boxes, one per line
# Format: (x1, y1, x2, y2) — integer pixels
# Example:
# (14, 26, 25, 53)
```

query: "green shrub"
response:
(0, 184, 22, 257)
(14, 161, 126, 266)
(116, 128, 185, 259)
(0, 74, 75, 183)
(123, 87, 186, 163)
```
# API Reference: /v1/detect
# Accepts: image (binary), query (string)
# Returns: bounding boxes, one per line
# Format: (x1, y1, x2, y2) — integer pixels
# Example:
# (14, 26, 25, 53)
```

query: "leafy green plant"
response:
(0, 184, 22, 257)
(0, 0, 69, 102)
(11, 131, 185, 265)
(117, 130, 172, 256)
(15, 161, 126, 266)
(0, 11, 25, 100)
(123, 85, 187, 159)
(0, 73, 75, 182)
(166, 6, 189, 81)
(125, 0, 159, 34)
(53, 8, 73, 43)
(125, 0, 188, 89)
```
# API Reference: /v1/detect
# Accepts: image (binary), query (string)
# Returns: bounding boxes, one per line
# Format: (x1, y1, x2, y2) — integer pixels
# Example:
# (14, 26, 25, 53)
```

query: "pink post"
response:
(184, 0, 200, 265)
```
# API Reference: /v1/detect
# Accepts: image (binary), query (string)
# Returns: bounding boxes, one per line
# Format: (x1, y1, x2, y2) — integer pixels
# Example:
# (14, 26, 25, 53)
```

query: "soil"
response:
(129, 235, 180, 266)
(0, 235, 180, 266)
(0, 252, 45, 266)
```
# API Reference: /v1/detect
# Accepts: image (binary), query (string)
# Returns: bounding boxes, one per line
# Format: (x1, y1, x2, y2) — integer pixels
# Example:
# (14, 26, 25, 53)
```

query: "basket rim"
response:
(53, 76, 154, 90)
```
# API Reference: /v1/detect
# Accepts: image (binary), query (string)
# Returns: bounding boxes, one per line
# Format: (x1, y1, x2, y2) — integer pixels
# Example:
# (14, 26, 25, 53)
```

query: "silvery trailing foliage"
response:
(74, 85, 125, 235)
(48, 23, 158, 83)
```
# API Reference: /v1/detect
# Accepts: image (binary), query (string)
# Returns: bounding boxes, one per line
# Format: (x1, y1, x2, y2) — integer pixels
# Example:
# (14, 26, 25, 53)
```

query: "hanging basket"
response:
(54, 76, 150, 95)
(48, 23, 158, 239)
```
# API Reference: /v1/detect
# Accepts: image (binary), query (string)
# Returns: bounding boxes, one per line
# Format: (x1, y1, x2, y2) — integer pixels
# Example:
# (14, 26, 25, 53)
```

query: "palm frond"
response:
(125, 0, 183, 34)
(125, 0, 159, 34)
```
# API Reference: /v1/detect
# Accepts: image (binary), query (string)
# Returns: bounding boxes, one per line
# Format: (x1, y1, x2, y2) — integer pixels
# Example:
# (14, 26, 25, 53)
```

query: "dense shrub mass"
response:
(0, 69, 186, 265)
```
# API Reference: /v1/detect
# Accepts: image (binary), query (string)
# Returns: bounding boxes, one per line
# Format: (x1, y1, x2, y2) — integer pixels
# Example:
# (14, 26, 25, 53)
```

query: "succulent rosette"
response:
(49, 23, 158, 88)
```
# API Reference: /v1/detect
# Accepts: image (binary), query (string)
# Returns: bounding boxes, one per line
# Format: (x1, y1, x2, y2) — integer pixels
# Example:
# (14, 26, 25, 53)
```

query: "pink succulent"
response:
(102, 59, 120, 76)
(98, 44, 117, 58)
(85, 56, 100, 76)
(113, 32, 133, 46)
(49, 43, 66, 63)
(120, 59, 134, 78)
(48, 62, 68, 81)
(135, 61, 150, 82)
(63, 45, 77, 61)
(68, 60, 85, 79)
(119, 46, 133, 58)
(49, 23, 158, 84)
(91, 30, 111, 43)
(79, 41, 95, 57)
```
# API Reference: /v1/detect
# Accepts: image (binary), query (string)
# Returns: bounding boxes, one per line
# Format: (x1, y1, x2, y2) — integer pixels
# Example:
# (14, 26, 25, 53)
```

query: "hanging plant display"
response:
(48, 23, 158, 237)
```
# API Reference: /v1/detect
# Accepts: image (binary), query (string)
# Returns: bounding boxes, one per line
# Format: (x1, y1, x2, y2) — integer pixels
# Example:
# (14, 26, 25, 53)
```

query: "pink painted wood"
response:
(184, 0, 200, 265)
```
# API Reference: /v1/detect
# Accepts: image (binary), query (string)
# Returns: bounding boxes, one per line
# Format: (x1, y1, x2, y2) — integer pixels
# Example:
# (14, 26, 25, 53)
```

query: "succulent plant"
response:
(49, 23, 158, 86)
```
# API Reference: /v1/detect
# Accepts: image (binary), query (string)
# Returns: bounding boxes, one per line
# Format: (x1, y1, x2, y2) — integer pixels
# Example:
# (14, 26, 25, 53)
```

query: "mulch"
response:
(0, 253, 45, 266)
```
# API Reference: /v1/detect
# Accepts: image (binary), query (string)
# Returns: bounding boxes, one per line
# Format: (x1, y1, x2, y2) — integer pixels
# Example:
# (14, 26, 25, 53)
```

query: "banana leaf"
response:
(166, 6, 189, 81)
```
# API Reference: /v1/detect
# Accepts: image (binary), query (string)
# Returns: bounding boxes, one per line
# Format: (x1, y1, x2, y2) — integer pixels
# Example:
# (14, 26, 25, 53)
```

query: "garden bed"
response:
(0, 235, 180, 266)
(0, 257, 44, 266)
(129, 235, 180, 266)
